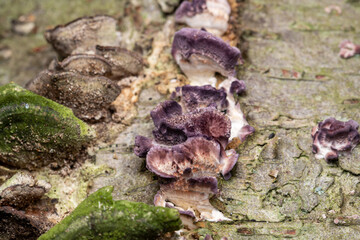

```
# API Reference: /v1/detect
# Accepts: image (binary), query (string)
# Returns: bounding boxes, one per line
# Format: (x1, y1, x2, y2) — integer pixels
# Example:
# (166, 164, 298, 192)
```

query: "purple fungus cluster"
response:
(339, 40, 360, 59)
(134, 85, 240, 223)
(171, 28, 253, 141)
(312, 118, 360, 162)
(175, 0, 231, 36)
(135, 3, 254, 227)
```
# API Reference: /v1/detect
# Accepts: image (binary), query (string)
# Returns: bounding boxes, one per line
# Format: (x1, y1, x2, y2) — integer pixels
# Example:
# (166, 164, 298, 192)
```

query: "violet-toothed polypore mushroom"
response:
(312, 118, 360, 162)
(171, 28, 242, 86)
(134, 91, 240, 223)
(174, 84, 254, 141)
(175, 0, 231, 36)
(150, 100, 231, 147)
(145, 137, 238, 180)
(171, 28, 253, 141)
(171, 84, 228, 111)
(230, 79, 246, 96)
(339, 40, 360, 59)
(135, 137, 238, 222)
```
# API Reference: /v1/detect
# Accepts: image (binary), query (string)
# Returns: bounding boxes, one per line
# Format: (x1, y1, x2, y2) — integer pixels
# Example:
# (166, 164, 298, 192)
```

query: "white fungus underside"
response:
(219, 77, 250, 140)
(175, 53, 229, 86)
(313, 135, 352, 160)
(155, 189, 230, 222)
(177, 0, 231, 36)
(179, 12, 228, 36)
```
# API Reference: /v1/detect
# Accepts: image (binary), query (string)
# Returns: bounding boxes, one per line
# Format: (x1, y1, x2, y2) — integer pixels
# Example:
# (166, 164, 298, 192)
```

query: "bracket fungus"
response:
(175, 84, 254, 141)
(171, 29, 253, 140)
(145, 137, 238, 180)
(175, 0, 231, 36)
(30, 16, 145, 124)
(151, 101, 231, 147)
(134, 86, 239, 224)
(137, 137, 237, 222)
(95, 45, 144, 78)
(45, 15, 119, 58)
(38, 186, 182, 240)
(0, 172, 51, 209)
(0, 83, 94, 170)
(312, 118, 360, 162)
(171, 84, 228, 112)
(27, 70, 121, 122)
(0, 205, 50, 239)
(54, 54, 113, 77)
(230, 79, 246, 96)
(339, 40, 360, 59)
(171, 28, 242, 86)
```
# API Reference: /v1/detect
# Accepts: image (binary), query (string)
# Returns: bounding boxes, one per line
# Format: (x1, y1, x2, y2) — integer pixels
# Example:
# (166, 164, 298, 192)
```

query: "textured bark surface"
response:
(0, 0, 360, 239)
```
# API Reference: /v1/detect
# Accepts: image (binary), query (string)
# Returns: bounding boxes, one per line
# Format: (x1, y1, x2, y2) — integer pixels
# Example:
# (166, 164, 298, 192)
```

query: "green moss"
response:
(38, 186, 182, 240)
(0, 83, 94, 169)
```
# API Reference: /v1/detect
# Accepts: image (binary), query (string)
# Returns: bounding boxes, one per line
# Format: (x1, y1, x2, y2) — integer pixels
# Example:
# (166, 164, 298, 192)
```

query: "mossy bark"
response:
(38, 186, 182, 240)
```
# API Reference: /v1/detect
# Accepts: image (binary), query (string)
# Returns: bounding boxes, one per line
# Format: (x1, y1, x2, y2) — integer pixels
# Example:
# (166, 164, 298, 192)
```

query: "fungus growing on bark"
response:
(175, 0, 231, 36)
(26, 70, 121, 122)
(171, 30, 253, 141)
(171, 28, 242, 86)
(0, 206, 50, 239)
(134, 136, 155, 158)
(172, 84, 253, 141)
(95, 45, 144, 78)
(55, 54, 113, 77)
(44, 15, 118, 58)
(312, 118, 360, 162)
(134, 93, 238, 223)
(230, 79, 246, 96)
(339, 40, 360, 59)
(0, 172, 51, 209)
(171, 84, 228, 111)
(145, 137, 237, 179)
(30, 16, 145, 125)
(0, 83, 94, 170)
(150, 101, 231, 147)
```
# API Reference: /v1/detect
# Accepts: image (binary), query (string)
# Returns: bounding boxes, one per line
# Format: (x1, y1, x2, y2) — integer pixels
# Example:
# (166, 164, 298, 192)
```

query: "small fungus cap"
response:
(312, 117, 360, 161)
(230, 79, 246, 96)
(45, 15, 118, 58)
(134, 136, 154, 158)
(171, 28, 242, 84)
(339, 40, 360, 59)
